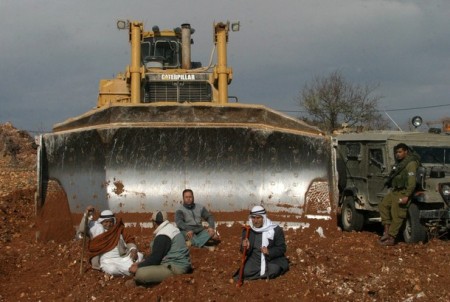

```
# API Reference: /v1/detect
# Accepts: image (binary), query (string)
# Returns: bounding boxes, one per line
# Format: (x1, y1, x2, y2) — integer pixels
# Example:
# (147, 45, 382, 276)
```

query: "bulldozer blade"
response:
(36, 104, 337, 231)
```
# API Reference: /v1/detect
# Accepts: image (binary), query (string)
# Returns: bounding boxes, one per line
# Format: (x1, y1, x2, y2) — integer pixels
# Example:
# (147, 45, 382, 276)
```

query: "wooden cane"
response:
(236, 225, 251, 287)
(80, 210, 92, 275)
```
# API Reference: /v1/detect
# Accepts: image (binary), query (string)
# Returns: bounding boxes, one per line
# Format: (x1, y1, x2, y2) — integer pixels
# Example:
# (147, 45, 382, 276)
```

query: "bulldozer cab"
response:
(142, 35, 181, 68)
(98, 21, 233, 106)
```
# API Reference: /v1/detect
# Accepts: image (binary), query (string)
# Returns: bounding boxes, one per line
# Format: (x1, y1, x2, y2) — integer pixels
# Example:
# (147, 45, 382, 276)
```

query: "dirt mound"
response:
(0, 122, 37, 245)
(0, 122, 36, 169)
(0, 123, 449, 301)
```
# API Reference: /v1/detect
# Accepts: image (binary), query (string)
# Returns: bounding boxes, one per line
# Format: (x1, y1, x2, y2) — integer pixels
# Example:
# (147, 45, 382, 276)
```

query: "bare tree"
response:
(298, 71, 388, 133)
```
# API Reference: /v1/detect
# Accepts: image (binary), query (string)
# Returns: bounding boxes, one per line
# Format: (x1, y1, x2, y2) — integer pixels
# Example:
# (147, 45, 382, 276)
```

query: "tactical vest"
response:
(391, 153, 420, 191)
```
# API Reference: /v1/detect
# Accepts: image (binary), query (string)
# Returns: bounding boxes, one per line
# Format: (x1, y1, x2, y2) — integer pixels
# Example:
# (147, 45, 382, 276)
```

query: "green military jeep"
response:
(335, 130, 450, 243)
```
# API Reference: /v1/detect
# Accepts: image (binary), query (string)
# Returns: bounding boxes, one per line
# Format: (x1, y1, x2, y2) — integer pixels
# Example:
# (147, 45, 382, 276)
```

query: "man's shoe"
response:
(379, 235, 395, 246)
(378, 233, 390, 243)
(378, 224, 391, 243)
(204, 245, 215, 252)
(212, 231, 221, 241)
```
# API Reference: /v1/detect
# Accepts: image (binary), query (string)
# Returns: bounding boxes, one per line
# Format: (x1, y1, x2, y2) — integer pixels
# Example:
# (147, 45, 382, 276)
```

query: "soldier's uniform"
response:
(379, 156, 419, 238)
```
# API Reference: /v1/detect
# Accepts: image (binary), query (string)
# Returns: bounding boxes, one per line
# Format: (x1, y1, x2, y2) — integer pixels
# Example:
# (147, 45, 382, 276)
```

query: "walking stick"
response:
(80, 210, 93, 275)
(236, 225, 251, 287)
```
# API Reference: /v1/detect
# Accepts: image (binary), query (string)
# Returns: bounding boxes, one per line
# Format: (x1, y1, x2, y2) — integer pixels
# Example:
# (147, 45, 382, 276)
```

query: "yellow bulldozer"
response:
(36, 20, 337, 241)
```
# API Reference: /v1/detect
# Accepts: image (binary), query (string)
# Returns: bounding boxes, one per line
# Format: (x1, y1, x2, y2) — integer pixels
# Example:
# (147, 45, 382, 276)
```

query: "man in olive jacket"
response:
(175, 189, 218, 249)
(379, 143, 420, 246)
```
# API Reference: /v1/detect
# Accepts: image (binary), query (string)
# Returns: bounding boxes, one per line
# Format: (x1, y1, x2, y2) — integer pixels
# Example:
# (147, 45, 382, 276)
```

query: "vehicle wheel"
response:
(341, 196, 364, 232)
(403, 203, 428, 243)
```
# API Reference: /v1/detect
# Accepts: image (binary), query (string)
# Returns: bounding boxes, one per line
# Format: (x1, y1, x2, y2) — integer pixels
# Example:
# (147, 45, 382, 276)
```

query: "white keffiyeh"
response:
(248, 206, 277, 276)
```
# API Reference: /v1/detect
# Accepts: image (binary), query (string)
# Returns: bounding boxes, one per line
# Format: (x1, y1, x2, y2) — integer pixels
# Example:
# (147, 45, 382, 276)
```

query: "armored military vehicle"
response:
(335, 119, 450, 243)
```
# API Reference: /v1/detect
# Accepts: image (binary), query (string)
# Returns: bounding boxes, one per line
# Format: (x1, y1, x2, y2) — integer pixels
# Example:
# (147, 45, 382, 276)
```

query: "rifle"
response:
(236, 225, 251, 287)
(384, 151, 421, 188)
(384, 164, 398, 188)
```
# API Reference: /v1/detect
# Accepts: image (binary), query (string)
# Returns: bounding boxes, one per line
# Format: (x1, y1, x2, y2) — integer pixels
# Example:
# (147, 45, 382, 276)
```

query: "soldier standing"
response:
(379, 143, 420, 246)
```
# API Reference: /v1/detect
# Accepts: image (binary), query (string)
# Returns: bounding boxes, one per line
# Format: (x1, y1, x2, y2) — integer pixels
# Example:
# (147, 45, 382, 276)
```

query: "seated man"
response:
(128, 211, 192, 286)
(233, 206, 289, 282)
(175, 189, 219, 250)
(77, 206, 143, 276)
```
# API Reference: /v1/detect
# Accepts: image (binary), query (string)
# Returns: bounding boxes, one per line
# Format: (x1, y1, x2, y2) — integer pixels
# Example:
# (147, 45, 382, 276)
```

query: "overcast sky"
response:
(1, 0, 449, 133)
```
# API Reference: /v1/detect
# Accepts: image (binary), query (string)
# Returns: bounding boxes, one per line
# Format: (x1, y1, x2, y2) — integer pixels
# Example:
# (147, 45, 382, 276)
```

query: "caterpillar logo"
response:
(161, 74, 196, 80)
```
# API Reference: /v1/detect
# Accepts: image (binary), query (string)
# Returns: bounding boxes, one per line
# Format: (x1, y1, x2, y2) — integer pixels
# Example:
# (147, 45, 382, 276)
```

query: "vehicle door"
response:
(340, 142, 368, 196)
(367, 143, 388, 205)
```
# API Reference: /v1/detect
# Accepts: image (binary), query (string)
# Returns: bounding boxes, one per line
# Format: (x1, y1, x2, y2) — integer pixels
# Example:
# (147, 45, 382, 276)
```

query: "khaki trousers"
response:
(134, 263, 189, 285)
(379, 191, 409, 237)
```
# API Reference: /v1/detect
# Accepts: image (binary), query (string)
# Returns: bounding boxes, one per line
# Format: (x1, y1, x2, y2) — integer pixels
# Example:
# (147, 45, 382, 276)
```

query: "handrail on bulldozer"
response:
(214, 22, 232, 104)
(129, 21, 143, 104)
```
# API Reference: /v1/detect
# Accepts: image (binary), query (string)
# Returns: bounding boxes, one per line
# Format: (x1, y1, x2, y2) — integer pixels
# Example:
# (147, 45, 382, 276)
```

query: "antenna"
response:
(384, 111, 402, 131)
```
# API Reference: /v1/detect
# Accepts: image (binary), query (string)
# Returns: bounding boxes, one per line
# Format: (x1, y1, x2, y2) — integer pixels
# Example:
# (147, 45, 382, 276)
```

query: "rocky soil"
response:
(0, 122, 449, 302)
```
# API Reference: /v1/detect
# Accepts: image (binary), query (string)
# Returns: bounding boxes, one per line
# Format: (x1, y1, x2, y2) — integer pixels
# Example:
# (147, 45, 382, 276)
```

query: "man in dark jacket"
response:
(379, 143, 420, 246)
(128, 211, 192, 285)
(233, 206, 289, 281)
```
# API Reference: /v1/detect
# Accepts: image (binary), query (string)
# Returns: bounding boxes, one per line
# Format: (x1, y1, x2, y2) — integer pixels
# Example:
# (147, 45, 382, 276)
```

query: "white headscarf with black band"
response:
(98, 210, 116, 224)
(248, 206, 278, 276)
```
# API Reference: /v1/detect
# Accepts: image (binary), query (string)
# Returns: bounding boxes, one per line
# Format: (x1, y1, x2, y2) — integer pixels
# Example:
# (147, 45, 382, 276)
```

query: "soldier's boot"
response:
(378, 224, 390, 243)
(379, 235, 396, 246)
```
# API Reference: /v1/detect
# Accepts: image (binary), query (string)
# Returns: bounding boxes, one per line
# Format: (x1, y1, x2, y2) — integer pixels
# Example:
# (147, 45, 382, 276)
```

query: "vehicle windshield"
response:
(141, 37, 180, 68)
(412, 146, 450, 165)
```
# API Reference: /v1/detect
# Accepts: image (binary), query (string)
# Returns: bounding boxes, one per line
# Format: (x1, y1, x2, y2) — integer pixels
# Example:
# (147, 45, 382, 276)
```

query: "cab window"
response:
(369, 148, 385, 171)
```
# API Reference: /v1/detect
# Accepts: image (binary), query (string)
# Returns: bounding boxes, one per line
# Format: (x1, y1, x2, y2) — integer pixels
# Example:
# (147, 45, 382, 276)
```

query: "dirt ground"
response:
(0, 122, 449, 302)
